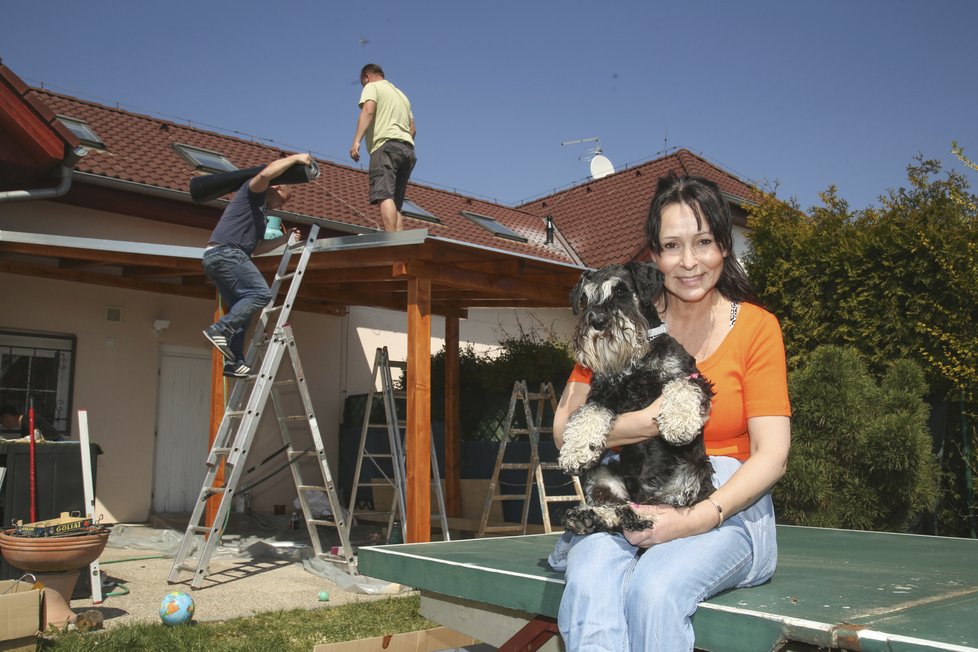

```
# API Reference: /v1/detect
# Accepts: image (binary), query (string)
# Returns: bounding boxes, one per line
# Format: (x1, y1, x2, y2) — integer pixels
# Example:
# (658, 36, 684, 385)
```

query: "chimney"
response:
(545, 216, 555, 245)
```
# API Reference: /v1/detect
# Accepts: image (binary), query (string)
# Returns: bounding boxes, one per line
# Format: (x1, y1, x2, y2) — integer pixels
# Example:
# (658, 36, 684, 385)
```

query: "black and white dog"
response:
(559, 262, 715, 534)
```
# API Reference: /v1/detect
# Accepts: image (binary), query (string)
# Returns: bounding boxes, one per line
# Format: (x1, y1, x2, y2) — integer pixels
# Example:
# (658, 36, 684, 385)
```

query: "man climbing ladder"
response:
(202, 153, 314, 377)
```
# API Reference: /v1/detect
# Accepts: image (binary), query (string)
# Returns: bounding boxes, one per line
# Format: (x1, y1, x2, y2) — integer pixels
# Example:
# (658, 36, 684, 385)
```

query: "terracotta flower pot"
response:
(0, 529, 110, 629)
(0, 529, 109, 573)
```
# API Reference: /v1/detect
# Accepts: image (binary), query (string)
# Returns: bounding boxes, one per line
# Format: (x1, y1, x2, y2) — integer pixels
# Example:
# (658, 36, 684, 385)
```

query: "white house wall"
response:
(0, 199, 582, 522)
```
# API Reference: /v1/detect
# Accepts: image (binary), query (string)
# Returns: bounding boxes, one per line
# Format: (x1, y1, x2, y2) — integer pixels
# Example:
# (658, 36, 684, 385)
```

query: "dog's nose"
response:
(588, 312, 608, 331)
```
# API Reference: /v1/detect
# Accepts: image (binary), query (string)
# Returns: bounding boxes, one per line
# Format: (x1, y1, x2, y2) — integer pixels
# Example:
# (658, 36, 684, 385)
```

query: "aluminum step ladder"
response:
(477, 380, 584, 537)
(169, 225, 356, 589)
(345, 346, 450, 543)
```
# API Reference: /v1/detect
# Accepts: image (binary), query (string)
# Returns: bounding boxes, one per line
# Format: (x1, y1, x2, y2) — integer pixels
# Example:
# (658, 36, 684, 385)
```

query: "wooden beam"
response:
(444, 316, 460, 517)
(205, 298, 226, 531)
(406, 276, 432, 543)
(0, 260, 213, 299)
(0, 80, 66, 165)
(392, 260, 569, 306)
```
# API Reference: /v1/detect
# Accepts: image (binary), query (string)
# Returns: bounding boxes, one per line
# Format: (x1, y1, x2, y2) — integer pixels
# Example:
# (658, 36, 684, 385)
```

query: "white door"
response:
(152, 346, 211, 513)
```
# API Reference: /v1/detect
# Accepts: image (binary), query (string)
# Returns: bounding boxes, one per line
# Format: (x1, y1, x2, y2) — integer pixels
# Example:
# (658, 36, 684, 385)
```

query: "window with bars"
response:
(0, 331, 76, 436)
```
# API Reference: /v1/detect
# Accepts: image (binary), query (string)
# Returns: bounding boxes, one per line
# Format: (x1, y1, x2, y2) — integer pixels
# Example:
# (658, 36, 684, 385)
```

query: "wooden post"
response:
(204, 300, 226, 530)
(444, 316, 461, 517)
(406, 277, 432, 542)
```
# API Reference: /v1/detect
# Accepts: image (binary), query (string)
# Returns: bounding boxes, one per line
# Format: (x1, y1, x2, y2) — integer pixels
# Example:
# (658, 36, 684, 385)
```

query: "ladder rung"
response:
(500, 463, 532, 470)
(211, 447, 232, 456)
(176, 562, 200, 573)
(543, 495, 583, 503)
(492, 494, 528, 501)
(201, 487, 226, 497)
(281, 415, 311, 422)
(482, 525, 524, 533)
(363, 452, 393, 459)
(224, 410, 246, 418)
(309, 518, 337, 526)
(297, 484, 328, 492)
(538, 462, 561, 470)
(190, 526, 211, 535)
(277, 271, 296, 282)
(265, 305, 284, 315)
(355, 481, 391, 489)
(287, 451, 319, 459)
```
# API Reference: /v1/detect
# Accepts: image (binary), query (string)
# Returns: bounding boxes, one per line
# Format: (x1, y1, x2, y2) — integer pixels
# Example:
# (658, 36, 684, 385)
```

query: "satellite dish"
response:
(590, 154, 615, 179)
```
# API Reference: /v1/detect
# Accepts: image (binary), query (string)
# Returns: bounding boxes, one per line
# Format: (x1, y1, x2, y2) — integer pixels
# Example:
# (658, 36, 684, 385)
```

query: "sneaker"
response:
(223, 360, 252, 378)
(203, 325, 234, 361)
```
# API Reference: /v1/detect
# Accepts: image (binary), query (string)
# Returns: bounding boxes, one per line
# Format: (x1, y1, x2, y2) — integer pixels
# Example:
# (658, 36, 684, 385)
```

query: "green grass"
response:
(40, 595, 435, 651)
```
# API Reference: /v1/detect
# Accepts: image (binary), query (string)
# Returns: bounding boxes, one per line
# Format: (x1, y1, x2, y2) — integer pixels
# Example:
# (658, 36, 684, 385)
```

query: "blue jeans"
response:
(553, 457, 775, 651)
(202, 246, 271, 360)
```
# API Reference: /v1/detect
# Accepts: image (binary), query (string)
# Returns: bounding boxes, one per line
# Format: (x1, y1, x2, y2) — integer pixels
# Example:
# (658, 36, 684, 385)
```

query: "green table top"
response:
(358, 525, 978, 651)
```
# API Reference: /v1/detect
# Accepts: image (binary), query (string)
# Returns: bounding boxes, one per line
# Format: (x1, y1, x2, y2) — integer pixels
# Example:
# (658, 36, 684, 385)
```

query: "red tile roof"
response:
(17, 84, 757, 270)
(519, 149, 758, 268)
(29, 89, 577, 265)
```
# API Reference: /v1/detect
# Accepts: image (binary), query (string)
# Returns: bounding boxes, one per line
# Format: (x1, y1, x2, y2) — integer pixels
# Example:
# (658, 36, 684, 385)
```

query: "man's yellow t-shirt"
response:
(359, 80, 413, 153)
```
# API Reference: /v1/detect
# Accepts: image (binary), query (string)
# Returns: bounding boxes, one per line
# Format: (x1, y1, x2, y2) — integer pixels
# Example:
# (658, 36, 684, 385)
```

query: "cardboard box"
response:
(312, 626, 480, 652)
(0, 579, 43, 652)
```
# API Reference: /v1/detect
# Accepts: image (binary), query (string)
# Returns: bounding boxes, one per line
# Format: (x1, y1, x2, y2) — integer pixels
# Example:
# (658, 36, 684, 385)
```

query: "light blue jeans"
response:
(202, 245, 272, 360)
(552, 457, 777, 651)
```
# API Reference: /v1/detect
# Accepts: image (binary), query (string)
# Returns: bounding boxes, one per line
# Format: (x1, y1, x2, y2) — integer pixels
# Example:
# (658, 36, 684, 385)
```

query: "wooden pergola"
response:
(0, 227, 585, 541)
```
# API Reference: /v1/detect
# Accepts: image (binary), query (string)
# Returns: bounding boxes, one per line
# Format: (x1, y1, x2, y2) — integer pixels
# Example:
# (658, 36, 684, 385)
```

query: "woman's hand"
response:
(622, 500, 717, 547)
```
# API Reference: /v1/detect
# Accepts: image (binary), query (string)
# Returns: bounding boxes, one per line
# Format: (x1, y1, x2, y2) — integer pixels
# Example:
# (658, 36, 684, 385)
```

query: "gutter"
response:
(0, 146, 86, 203)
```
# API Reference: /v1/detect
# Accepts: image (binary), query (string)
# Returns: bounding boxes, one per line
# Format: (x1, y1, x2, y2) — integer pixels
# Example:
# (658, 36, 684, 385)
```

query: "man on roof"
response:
(349, 63, 416, 233)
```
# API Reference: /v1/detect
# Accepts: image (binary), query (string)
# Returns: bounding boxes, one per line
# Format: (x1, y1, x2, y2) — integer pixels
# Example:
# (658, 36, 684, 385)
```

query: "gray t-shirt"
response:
(207, 181, 267, 256)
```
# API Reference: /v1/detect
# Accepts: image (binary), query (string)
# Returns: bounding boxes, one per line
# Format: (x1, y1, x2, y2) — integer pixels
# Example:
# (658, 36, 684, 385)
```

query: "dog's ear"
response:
(569, 270, 591, 315)
(624, 262, 661, 310)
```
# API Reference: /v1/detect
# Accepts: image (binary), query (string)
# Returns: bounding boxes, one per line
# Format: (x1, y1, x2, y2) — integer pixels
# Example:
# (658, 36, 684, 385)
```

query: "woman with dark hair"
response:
(550, 175, 792, 651)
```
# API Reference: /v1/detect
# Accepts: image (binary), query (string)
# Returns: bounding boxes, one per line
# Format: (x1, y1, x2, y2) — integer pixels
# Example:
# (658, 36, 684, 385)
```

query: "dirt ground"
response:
(70, 514, 407, 628)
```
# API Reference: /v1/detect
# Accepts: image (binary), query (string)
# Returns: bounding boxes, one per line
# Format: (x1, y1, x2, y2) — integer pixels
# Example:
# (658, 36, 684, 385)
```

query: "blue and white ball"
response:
(159, 591, 195, 625)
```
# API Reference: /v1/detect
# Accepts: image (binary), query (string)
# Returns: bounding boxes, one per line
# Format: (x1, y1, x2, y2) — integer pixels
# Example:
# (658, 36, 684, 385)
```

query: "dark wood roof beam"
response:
(393, 260, 566, 306)
(0, 259, 213, 299)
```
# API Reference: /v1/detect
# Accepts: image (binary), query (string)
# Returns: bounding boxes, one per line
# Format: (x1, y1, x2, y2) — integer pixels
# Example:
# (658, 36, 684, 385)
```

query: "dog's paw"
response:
(616, 504, 656, 532)
(562, 507, 599, 535)
(558, 403, 615, 474)
(657, 379, 710, 445)
(562, 504, 619, 534)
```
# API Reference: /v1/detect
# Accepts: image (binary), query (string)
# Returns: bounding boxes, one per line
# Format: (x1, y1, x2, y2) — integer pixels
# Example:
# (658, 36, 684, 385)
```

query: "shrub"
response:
(774, 345, 940, 531)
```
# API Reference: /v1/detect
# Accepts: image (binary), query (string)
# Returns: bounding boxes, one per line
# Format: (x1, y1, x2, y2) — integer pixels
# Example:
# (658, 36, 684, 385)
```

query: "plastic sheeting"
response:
(106, 522, 405, 595)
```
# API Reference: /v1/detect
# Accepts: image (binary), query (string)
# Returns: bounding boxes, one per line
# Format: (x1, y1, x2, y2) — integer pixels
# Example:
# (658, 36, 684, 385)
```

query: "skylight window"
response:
(173, 143, 237, 172)
(460, 211, 527, 242)
(56, 115, 104, 149)
(401, 199, 441, 223)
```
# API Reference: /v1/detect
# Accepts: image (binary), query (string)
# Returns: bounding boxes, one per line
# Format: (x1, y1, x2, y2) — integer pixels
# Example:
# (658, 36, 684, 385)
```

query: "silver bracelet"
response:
(706, 496, 724, 528)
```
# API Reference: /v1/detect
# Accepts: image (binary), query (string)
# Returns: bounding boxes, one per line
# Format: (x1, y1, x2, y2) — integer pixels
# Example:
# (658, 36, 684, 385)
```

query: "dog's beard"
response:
(574, 310, 650, 376)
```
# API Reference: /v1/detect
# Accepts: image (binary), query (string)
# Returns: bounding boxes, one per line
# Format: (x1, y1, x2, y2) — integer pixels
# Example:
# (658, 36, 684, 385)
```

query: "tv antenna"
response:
(561, 137, 615, 180)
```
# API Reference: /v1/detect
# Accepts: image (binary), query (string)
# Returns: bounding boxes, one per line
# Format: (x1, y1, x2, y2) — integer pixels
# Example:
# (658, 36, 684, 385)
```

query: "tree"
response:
(746, 153, 978, 535)
(744, 156, 978, 403)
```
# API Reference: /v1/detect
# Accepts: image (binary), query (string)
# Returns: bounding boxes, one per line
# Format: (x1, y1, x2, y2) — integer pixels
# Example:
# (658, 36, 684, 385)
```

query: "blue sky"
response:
(2, 0, 976, 212)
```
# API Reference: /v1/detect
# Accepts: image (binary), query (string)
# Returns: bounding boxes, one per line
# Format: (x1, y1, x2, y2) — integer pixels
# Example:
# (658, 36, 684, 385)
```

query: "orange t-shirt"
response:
(567, 302, 791, 461)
